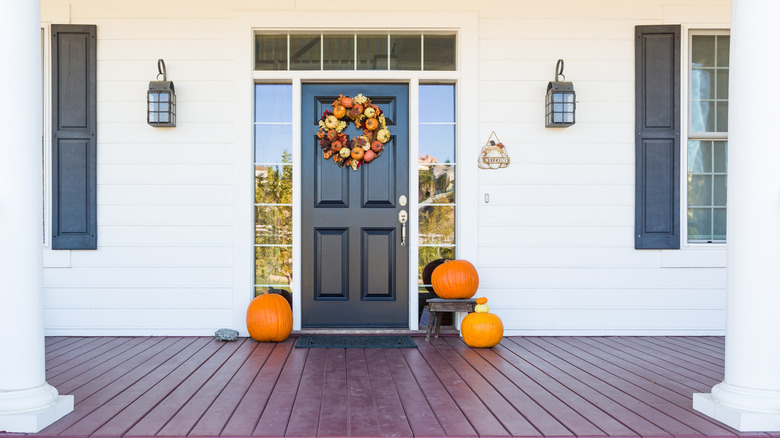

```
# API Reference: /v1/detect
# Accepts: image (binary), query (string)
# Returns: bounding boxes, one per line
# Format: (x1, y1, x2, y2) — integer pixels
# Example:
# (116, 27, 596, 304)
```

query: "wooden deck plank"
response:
(608, 337, 723, 376)
(638, 337, 724, 366)
(46, 336, 151, 390)
(470, 345, 606, 438)
(498, 338, 638, 437)
(344, 349, 382, 437)
(549, 337, 694, 407)
(417, 339, 518, 437)
(89, 337, 216, 438)
(575, 337, 721, 390)
(363, 349, 414, 438)
(252, 345, 308, 437)
(380, 348, 447, 438)
(123, 339, 246, 437)
(317, 348, 350, 438)
(47, 337, 134, 378)
(186, 341, 275, 438)
(443, 337, 573, 438)
(398, 347, 478, 437)
(220, 340, 293, 438)
(25, 335, 780, 438)
(156, 339, 258, 436)
(38, 337, 187, 436)
(284, 348, 327, 438)
(527, 337, 738, 438)
(58, 337, 206, 438)
(521, 337, 701, 437)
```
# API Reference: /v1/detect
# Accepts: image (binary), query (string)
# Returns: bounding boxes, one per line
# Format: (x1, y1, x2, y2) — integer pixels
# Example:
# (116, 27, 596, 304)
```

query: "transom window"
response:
(687, 33, 729, 243)
(254, 33, 456, 71)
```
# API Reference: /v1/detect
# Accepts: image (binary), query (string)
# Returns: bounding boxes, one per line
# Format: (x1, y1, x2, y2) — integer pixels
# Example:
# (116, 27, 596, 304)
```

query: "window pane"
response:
(423, 34, 456, 71)
(255, 206, 293, 245)
(255, 164, 292, 204)
(420, 85, 455, 123)
(290, 34, 321, 70)
(255, 246, 292, 285)
(691, 69, 714, 100)
(714, 141, 727, 172)
(390, 35, 421, 70)
(688, 175, 713, 206)
(713, 208, 727, 240)
(323, 35, 354, 70)
(688, 208, 713, 240)
(713, 175, 727, 206)
(688, 140, 713, 173)
(255, 34, 287, 70)
(716, 70, 729, 100)
(357, 35, 387, 70)
(418, 246, 454, 284)
(419, 124, 455, 163)
(717, 36, 730, 66)
(255, 124, 292, 163)
(691, 101, 715, 132)
(419, 206, 455, 245)
(418, 164, 455, 204)
(255, 84, 292, 123)
(716, 101, 728, 132)
(692, 35, 715, 67)
(255, 286, 291, 298)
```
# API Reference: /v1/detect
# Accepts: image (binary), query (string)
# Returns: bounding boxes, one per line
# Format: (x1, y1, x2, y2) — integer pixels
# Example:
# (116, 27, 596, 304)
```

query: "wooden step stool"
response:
(425, 298, 477, 342)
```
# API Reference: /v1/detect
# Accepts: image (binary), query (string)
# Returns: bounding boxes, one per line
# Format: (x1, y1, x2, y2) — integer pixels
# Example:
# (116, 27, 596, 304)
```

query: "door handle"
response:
(398, 210, 408, 247)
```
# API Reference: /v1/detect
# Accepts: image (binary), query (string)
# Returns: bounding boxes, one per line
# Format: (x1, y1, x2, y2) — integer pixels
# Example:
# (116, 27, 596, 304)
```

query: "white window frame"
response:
(233, 11, 479, 333)
(681, 27, 730, 247)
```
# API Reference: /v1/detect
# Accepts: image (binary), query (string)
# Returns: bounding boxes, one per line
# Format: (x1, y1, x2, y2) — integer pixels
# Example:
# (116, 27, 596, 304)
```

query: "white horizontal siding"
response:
(41, 0, 730, 335)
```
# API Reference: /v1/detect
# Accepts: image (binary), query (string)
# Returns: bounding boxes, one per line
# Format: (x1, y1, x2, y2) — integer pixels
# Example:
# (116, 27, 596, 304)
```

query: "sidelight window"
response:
(254, 84, 293, 296)
(418, 84, 456, 291)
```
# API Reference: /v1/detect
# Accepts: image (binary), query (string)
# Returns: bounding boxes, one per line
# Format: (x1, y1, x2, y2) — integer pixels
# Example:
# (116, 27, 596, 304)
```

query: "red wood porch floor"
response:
(3, 335, 773, 438)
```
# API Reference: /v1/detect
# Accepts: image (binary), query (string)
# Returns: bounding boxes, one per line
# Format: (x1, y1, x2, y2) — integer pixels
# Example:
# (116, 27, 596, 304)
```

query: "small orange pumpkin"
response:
(363, 149, 376, 162)
(333, 105, 347, 118)
(330, 140, 343, 152)
(365, 118, 379, 131)
(431, 259, 479, 299)
(246, 293, 292, 342)
(351, 147, 364, 161)
(341, 96, 354, 108)
(461, 297, 503, 348)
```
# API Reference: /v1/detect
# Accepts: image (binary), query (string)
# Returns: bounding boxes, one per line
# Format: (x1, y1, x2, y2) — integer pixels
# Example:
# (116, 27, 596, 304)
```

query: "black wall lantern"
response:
(147, 59, 176, 127)
(545, 59, 575, 127)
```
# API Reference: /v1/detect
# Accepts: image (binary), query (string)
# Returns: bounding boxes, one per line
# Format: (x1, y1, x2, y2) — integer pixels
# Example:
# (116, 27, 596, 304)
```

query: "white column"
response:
(0, 1, 73, 433)
(693, 0, 780, 431)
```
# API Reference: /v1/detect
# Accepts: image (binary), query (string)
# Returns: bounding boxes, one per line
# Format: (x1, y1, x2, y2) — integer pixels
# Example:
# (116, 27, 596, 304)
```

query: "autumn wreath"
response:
(317, 94, 391, 171)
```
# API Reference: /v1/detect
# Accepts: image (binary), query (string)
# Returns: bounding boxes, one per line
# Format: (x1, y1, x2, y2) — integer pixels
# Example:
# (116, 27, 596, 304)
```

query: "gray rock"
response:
(215, 328, 239, 341)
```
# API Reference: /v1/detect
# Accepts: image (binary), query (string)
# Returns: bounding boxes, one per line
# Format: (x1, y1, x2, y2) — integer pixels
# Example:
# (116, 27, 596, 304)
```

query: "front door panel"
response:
(301, 84, 409, 327)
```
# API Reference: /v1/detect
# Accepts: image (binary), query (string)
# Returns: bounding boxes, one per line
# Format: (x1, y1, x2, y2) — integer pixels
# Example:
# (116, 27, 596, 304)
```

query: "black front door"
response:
(301, 84, 409, 327)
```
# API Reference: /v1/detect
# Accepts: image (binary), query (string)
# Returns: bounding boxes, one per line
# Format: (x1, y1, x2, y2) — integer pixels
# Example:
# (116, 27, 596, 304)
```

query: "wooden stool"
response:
(425, 298, 477, 342)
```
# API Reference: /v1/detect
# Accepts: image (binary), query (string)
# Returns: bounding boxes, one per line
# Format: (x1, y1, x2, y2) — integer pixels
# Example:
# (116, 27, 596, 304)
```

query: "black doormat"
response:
(295, 335, 417, 348)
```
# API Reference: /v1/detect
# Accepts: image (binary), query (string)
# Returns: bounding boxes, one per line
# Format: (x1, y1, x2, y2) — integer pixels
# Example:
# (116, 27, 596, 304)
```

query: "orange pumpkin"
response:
(365, 118, 379, 131)
(431, 259, 479, 299)
(246, 293, 292, 342)
(341, 96, 354, 108)
(461, 297, 503, 348)
(330, 140, 343, 152)
(351, 147, 364, 161)
(333, 105, 347, 118)
(363, 149, 376, 162)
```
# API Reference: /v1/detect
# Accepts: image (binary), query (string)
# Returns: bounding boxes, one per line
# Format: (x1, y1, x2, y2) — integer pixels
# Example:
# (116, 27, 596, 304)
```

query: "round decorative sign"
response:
(317, 94, 391, 171)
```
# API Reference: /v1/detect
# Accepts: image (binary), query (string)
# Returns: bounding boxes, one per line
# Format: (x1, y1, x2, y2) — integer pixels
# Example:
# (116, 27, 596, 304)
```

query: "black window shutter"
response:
(635, 25, 681, 249)
(51, 24, 97, 250)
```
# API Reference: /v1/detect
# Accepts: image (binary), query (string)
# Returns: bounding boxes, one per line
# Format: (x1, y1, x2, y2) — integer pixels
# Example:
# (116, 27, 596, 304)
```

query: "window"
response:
(254, 33, 456, 71)
(418, 84, 456, 292)
(254, 84, 293, 296)
(687, 33, 729, 243)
